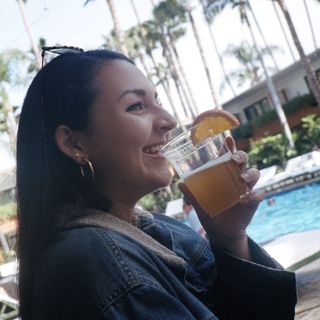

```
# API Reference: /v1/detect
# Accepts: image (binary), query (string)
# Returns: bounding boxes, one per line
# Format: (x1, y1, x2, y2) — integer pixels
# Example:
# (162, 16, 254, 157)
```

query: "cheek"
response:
(145, 159, 173, 187)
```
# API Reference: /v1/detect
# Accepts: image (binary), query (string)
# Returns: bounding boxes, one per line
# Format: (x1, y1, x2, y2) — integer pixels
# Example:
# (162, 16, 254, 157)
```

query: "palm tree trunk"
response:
(247, 0, 279, 71)
(3, 97, 17, 147)
(168, 37, 197, 118)
(138, 53, 153, 82)
(129, 0, 151, 79)
(276, 0, 320, 107)
(106, 0, 128, 56)
(198, 0, 236, 97)
(150, 0, 192, 127)
(187, 8, 221, 109)
(130, 0, 142, 25)
(16, 0, 41, 70)
(160, 36, 190, 119)
(302, 0, 317, 50)
(271, 0, 296, 62)
(206, 22, 237, 97)
(168, 59, 190, 119)
(148, 52, 185, 127)
(244, 14, 295, 148)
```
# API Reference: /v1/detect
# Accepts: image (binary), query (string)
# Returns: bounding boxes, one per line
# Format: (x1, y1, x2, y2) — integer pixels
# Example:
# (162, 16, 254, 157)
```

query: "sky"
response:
(1, 0, 320, 118)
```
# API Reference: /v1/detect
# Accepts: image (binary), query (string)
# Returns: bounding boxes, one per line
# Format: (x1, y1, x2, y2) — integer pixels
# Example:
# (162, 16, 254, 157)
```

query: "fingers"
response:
(225, 136, 236, 153)
(240, 189, 265, 207)
(231, 150, 248, 172)
(241, 167, 260, 190)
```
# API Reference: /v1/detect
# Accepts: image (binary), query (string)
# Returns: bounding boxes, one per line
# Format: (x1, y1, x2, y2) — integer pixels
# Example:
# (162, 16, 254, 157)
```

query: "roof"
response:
(222, 49, 320, 108)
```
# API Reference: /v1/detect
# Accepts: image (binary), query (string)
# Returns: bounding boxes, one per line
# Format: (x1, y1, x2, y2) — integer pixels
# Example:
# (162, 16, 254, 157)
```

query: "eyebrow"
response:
(117, 89, 147, 101)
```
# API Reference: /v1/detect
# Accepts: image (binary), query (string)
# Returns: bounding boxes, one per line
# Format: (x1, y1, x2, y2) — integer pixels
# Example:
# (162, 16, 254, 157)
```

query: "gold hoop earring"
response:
(80, 159, 95, 181)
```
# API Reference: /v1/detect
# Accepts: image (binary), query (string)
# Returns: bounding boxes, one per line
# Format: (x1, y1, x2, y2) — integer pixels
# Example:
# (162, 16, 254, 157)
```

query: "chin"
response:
(149, 171, 173, 191)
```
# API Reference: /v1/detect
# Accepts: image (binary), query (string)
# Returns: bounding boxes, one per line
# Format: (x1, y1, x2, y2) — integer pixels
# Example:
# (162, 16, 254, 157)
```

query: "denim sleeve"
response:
(208, 238, 297, 320)
(101, 284, 216, 320)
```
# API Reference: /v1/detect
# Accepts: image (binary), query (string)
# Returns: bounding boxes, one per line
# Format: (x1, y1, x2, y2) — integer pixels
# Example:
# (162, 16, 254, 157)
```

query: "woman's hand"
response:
(179, 137, 265, 260)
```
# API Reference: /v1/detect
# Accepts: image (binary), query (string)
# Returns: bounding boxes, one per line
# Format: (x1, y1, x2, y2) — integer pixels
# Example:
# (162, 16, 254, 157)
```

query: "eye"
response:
(126, 102, 144, 112)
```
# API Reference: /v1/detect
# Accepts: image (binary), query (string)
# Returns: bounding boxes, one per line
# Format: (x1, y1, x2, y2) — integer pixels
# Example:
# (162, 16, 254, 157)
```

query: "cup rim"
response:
(161, 125, 226, 155)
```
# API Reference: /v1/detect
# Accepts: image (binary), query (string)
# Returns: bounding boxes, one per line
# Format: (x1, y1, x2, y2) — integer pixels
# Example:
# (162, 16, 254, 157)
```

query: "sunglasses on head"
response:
(41, 46, 84, 67)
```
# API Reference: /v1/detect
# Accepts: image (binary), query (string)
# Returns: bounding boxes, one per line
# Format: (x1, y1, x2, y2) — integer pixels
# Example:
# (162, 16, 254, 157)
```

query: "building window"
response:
(244, 98, 272, 122)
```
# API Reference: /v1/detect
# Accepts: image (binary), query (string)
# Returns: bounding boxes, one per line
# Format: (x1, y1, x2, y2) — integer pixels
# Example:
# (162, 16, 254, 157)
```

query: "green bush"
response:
(283, 93, 317, 114)
(232, 123, 252, 139)
(248, 134, 297, 169)
(252, 110, 277, 128)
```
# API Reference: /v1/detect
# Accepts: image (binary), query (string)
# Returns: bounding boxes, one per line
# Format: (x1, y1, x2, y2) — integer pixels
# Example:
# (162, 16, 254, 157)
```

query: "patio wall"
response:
(235, 105, 320, 150)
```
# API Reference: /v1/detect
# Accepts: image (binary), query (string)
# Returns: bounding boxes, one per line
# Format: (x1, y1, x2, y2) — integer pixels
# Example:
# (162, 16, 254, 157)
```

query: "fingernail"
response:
(240, 191, 251, 200)
(232, 153, 241, 162)
(242, 172, 250, 181)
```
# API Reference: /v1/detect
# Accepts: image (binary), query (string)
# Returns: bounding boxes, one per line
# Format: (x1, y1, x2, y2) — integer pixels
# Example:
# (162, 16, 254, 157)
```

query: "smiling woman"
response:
(16, 47, 297, 320)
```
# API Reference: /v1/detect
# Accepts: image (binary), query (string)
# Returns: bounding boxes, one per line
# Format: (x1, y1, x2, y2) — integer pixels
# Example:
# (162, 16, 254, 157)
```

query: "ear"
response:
(54, 125, 87, 165)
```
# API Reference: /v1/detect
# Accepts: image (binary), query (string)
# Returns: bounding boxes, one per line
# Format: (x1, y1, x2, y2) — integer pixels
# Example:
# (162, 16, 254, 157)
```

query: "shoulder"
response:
(33, 226, 142, 319)
(143, 213, 216, 290)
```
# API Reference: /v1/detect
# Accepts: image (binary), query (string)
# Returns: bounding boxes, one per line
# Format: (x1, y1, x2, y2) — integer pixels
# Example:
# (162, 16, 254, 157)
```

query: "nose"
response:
(154, 107, 177, 134)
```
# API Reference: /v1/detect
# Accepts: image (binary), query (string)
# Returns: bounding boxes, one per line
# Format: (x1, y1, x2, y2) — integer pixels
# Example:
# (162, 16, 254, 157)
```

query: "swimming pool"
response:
(247, 182, 320, 244)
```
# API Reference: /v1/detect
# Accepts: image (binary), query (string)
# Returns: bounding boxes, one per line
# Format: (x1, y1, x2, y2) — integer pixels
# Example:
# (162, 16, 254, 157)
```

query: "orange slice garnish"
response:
(191, 109, 239, 144)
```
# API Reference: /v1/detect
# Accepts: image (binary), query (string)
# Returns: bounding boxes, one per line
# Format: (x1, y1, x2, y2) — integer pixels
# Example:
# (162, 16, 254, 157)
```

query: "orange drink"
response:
(184, 152, 247, 216)
(161, 118, 247, 217)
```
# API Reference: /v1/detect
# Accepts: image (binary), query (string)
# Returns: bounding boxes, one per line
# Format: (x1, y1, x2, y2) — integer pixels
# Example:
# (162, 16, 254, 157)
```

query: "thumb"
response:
(225, 135, 236, 152)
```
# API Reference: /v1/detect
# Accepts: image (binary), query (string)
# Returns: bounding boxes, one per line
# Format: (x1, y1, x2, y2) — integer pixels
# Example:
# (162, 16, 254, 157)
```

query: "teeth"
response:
(144, 144, 162, 154)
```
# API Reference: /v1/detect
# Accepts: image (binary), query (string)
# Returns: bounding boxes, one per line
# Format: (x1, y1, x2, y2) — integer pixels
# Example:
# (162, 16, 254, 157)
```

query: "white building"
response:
(222, 49, 320, 124)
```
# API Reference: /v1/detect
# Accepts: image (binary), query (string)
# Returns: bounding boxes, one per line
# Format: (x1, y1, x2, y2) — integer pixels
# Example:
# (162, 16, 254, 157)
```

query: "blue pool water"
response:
(247, 182, 320, 244)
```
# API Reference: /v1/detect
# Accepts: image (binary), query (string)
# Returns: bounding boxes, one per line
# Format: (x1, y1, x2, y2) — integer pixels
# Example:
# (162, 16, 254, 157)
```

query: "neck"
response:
(98, 183, 146, 222)
(109, 201, 136, 222)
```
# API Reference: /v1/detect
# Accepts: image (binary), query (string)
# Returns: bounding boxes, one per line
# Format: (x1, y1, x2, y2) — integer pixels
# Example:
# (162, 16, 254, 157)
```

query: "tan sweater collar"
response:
(65, 207, 186, 268)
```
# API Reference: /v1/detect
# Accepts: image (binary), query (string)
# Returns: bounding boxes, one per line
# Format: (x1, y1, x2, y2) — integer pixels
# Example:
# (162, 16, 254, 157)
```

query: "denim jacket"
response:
(31, 210, 297, 319)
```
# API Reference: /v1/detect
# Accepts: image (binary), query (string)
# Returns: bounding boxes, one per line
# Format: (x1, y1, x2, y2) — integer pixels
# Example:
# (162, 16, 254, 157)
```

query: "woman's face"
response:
(81, 60, 177, 203)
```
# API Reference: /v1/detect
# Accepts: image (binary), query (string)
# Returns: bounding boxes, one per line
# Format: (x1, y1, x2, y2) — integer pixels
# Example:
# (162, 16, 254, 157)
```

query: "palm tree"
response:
(0, 50, 27, 146)
(27, 37, 47, 73)
(124, 26, 152, 80)
(84, 0, 129, 56)
(302, 0, 317, 51)
(270, 0, 296, 62)
(129, 0, 192, 122)
(246, 0, 279, 71)
(206, 0, 295, 148)
(272, 0, 320, 107)
(128, 0, 152, 79)
(16, 0, 41, 70)
(139, 20, 184, 125)
(199, 0, 237, 97)
(221, 41, 280, 90)
(154, 0, 222, 110)
(152, 0, 197, 118)
(185, 3, 222, 109)
(168, 29, 198, 117)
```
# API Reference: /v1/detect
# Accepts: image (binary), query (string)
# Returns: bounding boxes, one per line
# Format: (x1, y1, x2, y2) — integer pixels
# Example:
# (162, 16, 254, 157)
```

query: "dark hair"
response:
(16, 49, 133, 318)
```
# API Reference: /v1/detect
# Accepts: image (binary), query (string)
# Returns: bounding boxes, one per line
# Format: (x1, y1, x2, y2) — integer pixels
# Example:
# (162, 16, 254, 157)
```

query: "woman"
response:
(17, 48, 296, 319)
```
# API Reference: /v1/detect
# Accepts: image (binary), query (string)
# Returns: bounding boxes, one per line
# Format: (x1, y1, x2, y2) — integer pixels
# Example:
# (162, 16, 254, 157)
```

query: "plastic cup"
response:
(161, 127, 248, 217)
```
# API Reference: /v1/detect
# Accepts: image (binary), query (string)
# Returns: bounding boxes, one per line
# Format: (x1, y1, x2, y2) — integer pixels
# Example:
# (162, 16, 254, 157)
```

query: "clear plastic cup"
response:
(161, 127, 248, 217)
